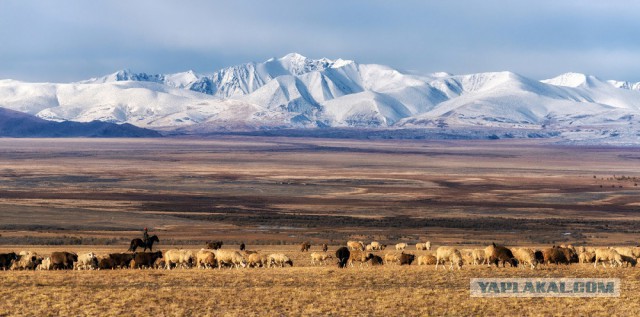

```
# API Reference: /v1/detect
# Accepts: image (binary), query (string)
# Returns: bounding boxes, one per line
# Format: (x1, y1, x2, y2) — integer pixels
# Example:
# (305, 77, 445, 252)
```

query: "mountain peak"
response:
(541, 72, 606, 88)
(280, 52, 307, 61)
(274, 53, 355, 75)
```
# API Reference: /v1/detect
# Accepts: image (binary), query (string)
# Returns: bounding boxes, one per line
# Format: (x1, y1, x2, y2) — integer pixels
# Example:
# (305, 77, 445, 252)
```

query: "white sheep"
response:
(247, 253, 269, 268)
(594, 248, 623, 268)
(395, 243, 408, 251)
(435, 246, 463, 270)
(384, 253, 400, 265)
(268, 253, 293, 267)
(578, 251, 595, 263)
(417, 254, 437, 265)
(75, 252, 98, 270)
(36, 257, 52, 271)
(347, 241, 365, 251)
(310, 252, 332, 265)
(196, 249, 216, 269)
(164, 249, 195, 269)
(483, 244, 496, 266)
(512, 248, 538, 269)
(215, 250, 247, 269)
(471, 249, 485, 265)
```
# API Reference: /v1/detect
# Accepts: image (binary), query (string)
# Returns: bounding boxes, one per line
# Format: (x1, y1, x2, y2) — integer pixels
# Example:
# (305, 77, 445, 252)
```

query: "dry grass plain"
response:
(2, 245, 640, 316)
(1, 136, 640, 315)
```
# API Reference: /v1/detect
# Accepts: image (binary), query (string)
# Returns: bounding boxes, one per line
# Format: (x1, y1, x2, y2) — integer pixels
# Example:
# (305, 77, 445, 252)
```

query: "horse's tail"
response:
(128, 240, 136, 252)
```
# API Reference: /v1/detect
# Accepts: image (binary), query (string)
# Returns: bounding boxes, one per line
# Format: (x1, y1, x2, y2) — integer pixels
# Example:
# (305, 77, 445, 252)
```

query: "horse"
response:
(128, 235, 159, 252)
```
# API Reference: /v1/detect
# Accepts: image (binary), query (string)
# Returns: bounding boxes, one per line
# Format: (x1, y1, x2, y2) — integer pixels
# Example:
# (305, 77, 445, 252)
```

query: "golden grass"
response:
(2, 246, 640, 316)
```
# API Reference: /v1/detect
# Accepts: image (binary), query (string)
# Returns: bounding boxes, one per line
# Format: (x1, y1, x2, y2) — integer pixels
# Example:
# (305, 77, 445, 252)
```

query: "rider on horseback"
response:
(143, 227, 149, 245)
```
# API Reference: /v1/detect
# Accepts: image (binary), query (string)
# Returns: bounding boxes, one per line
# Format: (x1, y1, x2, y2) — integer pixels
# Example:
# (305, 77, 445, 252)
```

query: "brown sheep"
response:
(487, 244, 517, 268)
(542, 246, 576, 265)
(370, 255, 384, 266)
(400, 253, 415, 265)
(417, 254, 437, 265)
(300, 242, 311, 252)
(347, 241, 365, 251)
(50, 252, 78, 270)
(348, 250, 374, 267)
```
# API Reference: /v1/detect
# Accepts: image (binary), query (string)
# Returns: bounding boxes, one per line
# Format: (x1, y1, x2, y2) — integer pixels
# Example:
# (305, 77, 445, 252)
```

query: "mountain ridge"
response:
(1, 53, 640, 143)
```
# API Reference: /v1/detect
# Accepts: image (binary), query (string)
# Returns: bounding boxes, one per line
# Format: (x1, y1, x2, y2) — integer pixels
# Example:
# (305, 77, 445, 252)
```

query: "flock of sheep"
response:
(1, 240, 639, 271)
(338, 241, 640, 270)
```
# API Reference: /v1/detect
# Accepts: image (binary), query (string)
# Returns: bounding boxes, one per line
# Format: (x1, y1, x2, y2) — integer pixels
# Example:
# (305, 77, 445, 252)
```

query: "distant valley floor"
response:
(0, 136, 638, 246)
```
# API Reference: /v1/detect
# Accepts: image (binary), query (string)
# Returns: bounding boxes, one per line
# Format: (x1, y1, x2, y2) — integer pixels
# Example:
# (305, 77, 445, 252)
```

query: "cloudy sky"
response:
(1, 1, 639, 82)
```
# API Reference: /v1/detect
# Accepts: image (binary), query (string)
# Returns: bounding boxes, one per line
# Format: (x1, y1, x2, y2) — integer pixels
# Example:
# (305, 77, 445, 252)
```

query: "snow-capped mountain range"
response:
(1, 53, 640, 143)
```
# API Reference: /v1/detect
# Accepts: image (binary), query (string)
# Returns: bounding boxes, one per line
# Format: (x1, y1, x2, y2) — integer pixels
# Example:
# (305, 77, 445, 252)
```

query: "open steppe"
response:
(1, 136, 640, 315)
(2, 245, 640, 316)
(0, 137, 639, 246)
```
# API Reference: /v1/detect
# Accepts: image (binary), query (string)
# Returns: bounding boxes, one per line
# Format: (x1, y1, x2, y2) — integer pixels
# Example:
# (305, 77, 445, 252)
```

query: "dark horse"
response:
(128, 235, 159, 252)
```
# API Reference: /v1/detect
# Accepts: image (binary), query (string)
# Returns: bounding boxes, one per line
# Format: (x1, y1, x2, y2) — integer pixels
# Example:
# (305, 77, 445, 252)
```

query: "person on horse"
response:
(143, 227, 149, 245)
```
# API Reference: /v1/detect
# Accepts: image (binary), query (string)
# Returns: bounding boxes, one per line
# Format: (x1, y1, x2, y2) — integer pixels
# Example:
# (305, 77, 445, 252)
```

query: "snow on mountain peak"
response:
(2, 55, 640, 143)
(540, 72, 609, 89)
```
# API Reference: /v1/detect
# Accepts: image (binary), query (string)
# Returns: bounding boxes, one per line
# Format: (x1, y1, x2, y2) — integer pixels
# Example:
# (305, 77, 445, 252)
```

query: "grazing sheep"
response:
(418, 254, 437, 266)
(215, 250, 247, 269)
(370, 255, 384, 266)
(487, 244, 518, 268)
(11, 251, 42, 270)
(534, 250, 544, 264)
(336, 247, 350, 268)
(348, 250, 374, 267)
(132, 251, 163, 269)
(543, 247, 566, 265)
(543, 246, 576, 265)
(365, 244, 374, 251)
(300, 242, 311, 252)
(98, 257, 117, 270)
(247, 253, 269, 268)
(268, 254, 293, 268)
(594, 248, 623, 268)
(416, 243, 427, 251)
(512, 248, 538, 269)
(75, 252, 98, 270)
(435, 247, 463, 270)
(620, 255, 637, 267)
(347, 241, 365, 251)
(400, 253, 415, 265)
(205, 241, 223, 250)
(425, 241, 431, 251)
(36, 257, 52, 271)
(471, 249, 485, 265)
(51, 252, 77, 270)
(154, 258, 165, 269)
(164, 249, 195, 269)
(196, 249, 217, 269)
(371, 241, 381, 250)
(561, 247, 579, 264)
(395, 243, 408, 251)
(310, 252, 333, 266)
(462, 253, 475, 266)
(614, 247, 640, 259)
(384, 253, 400, 265)
(483, 244, 496, 266)
(578, 251, 595, 264)
(0, 252, 19, 270)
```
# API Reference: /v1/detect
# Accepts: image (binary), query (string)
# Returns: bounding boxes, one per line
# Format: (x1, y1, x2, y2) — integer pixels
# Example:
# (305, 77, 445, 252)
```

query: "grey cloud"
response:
(1, 0, 639, 82)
